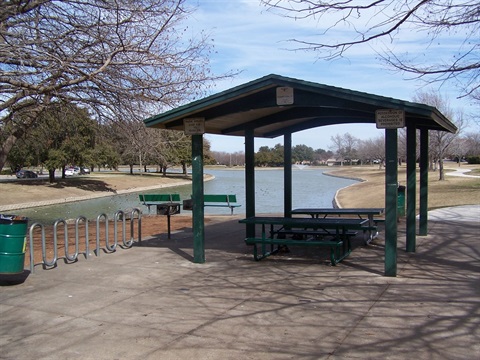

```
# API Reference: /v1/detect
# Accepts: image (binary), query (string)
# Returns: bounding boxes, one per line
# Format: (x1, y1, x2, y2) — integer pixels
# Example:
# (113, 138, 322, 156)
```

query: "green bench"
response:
(139, 194, 181, 214)
(244, 237, 348, 266)
(203, 194, 241, 215)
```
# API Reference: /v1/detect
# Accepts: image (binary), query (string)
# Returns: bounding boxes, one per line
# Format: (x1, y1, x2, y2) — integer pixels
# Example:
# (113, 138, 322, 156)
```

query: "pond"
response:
(17, 167, 358, 224)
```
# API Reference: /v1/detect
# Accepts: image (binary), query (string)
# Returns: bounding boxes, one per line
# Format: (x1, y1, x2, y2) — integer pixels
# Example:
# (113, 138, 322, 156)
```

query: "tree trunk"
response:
(438, 159, 445, 180)
(129, 164, 133, 175)
(48, 169, 55, 183)
(0, 134, 19, 172)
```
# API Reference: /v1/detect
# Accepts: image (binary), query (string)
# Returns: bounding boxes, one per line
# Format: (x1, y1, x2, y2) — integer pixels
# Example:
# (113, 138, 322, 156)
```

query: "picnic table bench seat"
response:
(244, 237, 348, 266)
(274, 228, 358, 240)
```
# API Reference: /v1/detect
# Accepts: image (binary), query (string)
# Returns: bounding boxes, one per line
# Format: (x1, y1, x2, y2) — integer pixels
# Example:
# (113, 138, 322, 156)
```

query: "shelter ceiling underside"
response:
(144, 75, 457, 137)
(158, 103, 440, 138)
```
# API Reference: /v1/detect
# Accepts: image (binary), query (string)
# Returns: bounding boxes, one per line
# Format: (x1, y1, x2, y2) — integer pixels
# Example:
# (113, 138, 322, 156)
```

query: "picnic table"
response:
(290, 208, 384, 244)
(239, 216, 368, 265)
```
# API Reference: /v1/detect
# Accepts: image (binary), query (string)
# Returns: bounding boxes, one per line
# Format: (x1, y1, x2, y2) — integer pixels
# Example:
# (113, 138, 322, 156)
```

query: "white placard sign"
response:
(375, 109, 405, 129)
(184, 118, 205, 135)
(276, 87, 294, 105)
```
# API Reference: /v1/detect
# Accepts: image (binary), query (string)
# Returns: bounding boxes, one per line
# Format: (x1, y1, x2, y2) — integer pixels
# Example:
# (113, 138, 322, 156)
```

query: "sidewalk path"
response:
(445, 167, 480, 178)
(423, 205, 480, 223)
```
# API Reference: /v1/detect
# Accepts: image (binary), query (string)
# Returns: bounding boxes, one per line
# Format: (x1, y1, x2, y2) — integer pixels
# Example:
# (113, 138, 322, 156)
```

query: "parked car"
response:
(16, 170, 38, 179)
(81, 167, 90, 174)
(65, 168, 74, 176)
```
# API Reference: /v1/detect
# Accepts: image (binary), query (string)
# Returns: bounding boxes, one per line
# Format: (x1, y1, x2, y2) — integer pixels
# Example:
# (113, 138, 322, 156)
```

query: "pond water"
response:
(17, 168, 358, 224)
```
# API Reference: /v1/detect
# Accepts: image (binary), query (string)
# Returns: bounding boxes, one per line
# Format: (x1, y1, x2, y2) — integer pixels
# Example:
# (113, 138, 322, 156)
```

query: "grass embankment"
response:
(328, 164, 480, 211)
(0, 172, 194, 209)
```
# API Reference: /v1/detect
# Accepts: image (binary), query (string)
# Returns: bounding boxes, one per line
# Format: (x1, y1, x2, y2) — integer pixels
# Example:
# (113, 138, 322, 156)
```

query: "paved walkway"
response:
(1, 206, 479, 359)
(445, 167, 480, 178)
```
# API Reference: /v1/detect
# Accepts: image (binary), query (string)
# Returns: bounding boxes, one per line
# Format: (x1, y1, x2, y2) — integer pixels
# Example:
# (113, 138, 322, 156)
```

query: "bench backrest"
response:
(203, 194, 237, 204)
(139, 194, 181, 202)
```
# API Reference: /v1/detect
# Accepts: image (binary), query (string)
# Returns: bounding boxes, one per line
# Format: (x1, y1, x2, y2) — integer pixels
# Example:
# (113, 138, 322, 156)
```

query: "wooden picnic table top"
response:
(291, 208, 384, 216)
(239, 216, 368, 229)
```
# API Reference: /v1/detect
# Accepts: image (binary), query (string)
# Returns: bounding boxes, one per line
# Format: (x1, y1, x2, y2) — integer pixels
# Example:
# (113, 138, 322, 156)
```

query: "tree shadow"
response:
(14, 172, 190, 193)
(47, 179, 117, 192)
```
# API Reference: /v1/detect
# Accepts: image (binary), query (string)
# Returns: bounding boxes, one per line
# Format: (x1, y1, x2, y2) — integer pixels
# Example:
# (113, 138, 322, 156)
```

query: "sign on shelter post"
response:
(375, 109, 405, 129)
(375, 108, 405, 276)
(184, 117, 206, 263)
(184, 117, 205, 135)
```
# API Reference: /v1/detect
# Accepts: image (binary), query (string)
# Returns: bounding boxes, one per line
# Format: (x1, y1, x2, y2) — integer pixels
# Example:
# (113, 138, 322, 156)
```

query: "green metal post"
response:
(406, 125, 417, 252)
(419, 129, 429, 236)
(192, 134, 205, 263)
(284, 133, 292, 218)
(245, 129, 255, 238)
(385, 129, 398, 277)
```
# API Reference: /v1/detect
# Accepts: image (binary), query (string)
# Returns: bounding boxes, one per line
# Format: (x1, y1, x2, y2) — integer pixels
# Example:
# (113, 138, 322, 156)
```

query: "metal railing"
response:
(27, 208, 142, 273)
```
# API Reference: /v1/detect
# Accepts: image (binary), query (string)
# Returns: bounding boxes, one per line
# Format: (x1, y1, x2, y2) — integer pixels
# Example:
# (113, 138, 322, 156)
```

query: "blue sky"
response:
(184, 0, 476, 153)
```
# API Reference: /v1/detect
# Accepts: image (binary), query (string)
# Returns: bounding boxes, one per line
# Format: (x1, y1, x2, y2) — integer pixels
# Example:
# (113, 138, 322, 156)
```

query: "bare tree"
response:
(357, 136, 386, 168)
(211, 151, 246, 166)
(413, 90, 465, 179)
(261, 0, 479, 100)
(0, 0, 227, 172)
(448, 137, 470, 166)
(463, 132, 480, 156)
(330, 132, 359, 165)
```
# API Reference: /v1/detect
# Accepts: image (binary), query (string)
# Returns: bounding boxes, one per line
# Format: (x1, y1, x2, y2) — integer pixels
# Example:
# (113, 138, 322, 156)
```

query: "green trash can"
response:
(397, 185, 406, 217)
(0, 215, 29, 274)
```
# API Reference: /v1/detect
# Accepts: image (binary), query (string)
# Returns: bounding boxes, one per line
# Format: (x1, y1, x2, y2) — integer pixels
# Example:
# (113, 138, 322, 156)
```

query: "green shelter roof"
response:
(144, 74, 457, 137)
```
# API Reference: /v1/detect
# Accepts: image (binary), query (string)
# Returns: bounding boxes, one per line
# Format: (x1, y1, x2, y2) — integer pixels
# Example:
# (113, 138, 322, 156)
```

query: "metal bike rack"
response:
(26, 208, 142, 273)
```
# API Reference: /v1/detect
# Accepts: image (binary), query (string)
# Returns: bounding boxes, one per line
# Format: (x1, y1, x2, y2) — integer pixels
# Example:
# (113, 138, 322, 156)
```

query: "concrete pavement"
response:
(0, 206, 479, 359)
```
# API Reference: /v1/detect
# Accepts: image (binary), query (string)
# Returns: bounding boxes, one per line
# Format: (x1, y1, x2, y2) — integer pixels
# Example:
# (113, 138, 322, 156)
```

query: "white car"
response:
(65, 168, 74, 176)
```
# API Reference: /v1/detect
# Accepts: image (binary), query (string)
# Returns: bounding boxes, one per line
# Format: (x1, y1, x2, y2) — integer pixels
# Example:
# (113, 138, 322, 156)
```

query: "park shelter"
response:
(144, 74, 457, 276)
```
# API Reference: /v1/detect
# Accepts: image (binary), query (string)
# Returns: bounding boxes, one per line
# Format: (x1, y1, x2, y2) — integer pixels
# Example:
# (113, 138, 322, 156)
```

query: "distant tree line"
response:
(6, 102, 216, 181)
(210, 129, 479, 177)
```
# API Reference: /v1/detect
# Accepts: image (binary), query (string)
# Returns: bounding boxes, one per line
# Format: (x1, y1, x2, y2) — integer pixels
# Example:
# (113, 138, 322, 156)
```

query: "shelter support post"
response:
(245, 129, 256, 238)
(284, 133, 292, 218)
(385, 129, 398, 277)
(192, 134, 205, 263)
(419, 129, 429, 236)
(406, 125, 417, 252)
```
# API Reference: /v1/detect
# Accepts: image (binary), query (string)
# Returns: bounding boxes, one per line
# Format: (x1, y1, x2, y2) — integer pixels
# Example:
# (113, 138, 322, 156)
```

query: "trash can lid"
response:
(0, 214, 28, 224)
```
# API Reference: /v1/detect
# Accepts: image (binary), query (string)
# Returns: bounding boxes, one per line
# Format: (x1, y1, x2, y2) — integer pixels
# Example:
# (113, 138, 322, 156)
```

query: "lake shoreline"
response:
(0, 166, 367, 213)
(0, 174, 214, 212)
